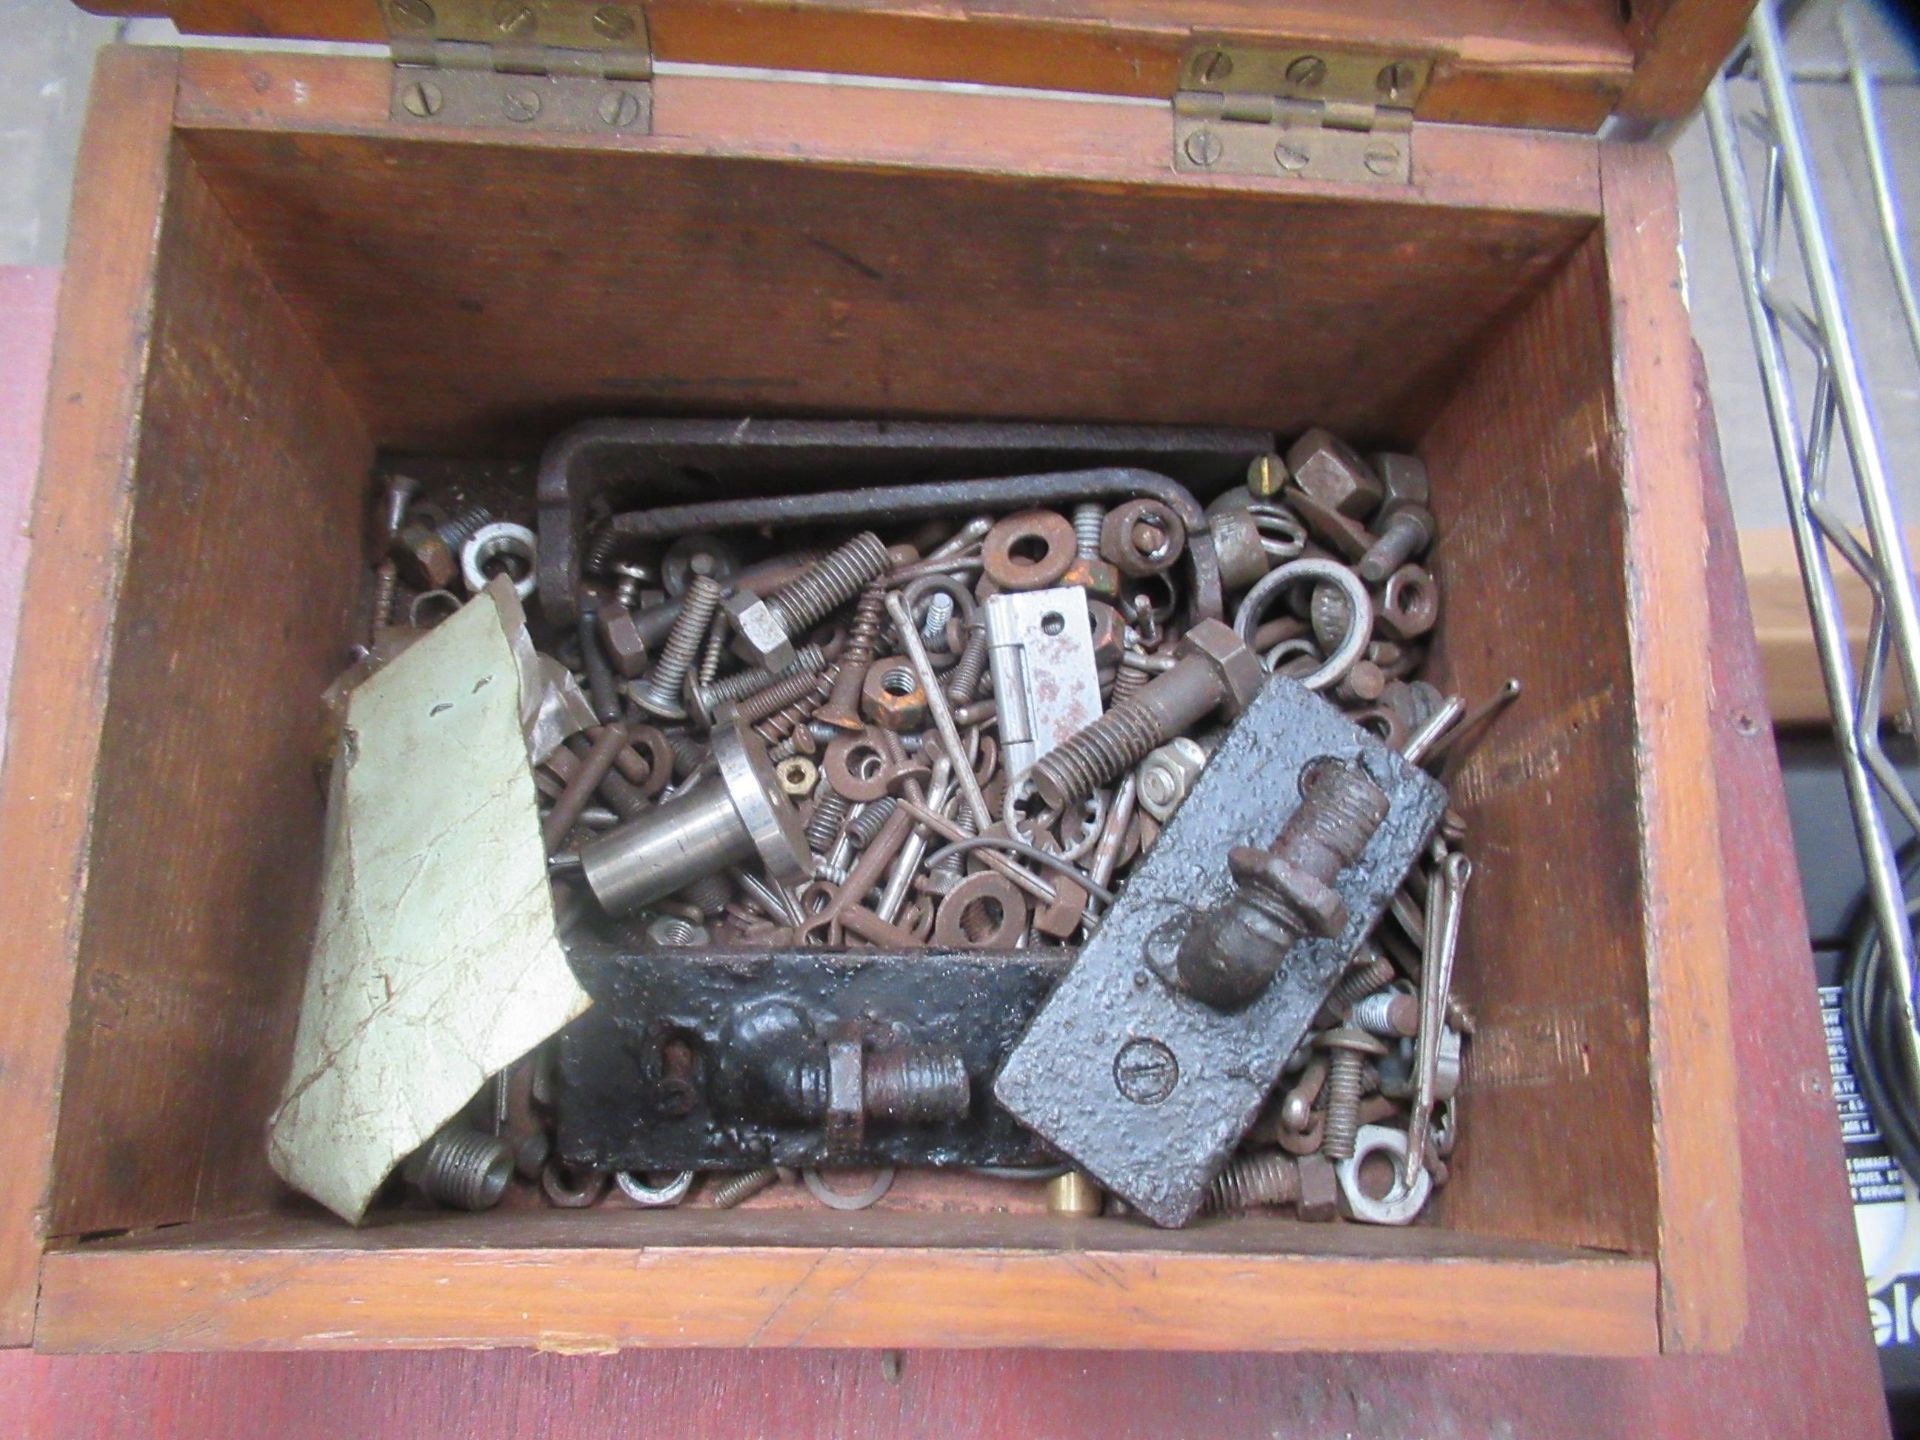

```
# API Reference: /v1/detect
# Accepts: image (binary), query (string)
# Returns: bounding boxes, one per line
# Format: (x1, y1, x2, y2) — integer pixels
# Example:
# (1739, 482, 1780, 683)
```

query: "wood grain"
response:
(35, 1215, 1657, 1353)
(93, 0, 1649, 131)
(0, 47, 181, 1348)
(167, 57, 1597, 458)
(43, 151, 375, 1240)
(1418, 230, 1656, 1262)
(1600, 142, 1744, 1353)
(1740, 525, 1913, 727)
(1619, 0, 1758, 125)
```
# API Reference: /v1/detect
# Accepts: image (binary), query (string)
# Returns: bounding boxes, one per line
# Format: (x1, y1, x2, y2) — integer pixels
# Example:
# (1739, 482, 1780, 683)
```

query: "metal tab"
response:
(1173, 43, 1429, 184)
(386, 0, 652, 135)
(984, 587, 1104, 786)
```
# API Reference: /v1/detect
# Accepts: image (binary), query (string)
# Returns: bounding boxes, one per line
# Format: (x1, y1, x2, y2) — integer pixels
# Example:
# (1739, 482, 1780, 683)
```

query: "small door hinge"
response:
(384, 0, 653, 136)
(1172, 44, 1430, 184)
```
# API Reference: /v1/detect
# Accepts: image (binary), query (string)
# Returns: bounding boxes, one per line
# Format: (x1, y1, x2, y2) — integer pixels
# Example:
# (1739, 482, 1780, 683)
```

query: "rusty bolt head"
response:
(861, 659, 928, 732)
(1061, 555, 1123, 602)
(1086, 601, 1126, 670)
(1371, 451, 1430, 508)
(597, 601, 649, 679)
(1207, 509, 1270, 592)
(1295, 1153, 1340, 1222)
(1287, 427, 1384, 519)
(1376, 564, 1439, 641)
(1174, 617, 1266, 717)
(1100, 498, 1187, 578)
(982, 510, 1077, 591)
(389, 521, 458, 591)
(1246, 452, 1288, 499)
(724, 591, 796, 671)
(1034, 875, 1090, 941)
(1230, 844, 1347, 938)
(1286, 487, 1375, 562)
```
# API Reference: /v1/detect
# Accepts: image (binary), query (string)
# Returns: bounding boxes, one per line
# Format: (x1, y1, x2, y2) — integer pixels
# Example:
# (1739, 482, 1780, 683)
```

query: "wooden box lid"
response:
(85, 0, 1750, 134)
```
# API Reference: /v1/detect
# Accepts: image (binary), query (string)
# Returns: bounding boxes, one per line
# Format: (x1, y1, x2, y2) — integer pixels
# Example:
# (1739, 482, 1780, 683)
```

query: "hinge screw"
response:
(594, 5, 637, 40)
(400, 79, 443, 118)
(599, 89, 642, 128)
(503, 86, 543, 122)
(493, 1, 536, 36)
(1274, 141, 1309, 174)
(1183, 130, 1224, 168)
(1285, 54, 1328, 88)
(1377, 61, 1416, 99)
(1192, 49, 1233, 85)
(388, 0, 434, 30)
(1363, 142, 1402, 177)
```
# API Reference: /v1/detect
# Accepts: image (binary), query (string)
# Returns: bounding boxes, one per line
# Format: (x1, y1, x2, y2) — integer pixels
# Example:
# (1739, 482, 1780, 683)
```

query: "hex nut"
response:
(1100, 499, 1187, 578)
(1135, 738, 1207, 822)
(1370, 451, 1430, 508)
(1086, 600, 1126, 670)
(724, 590, 796, 671)
(1060, 555, 1122, 602)
(1287, 427, 1384, 519)
(1286, 487, 1375, 562)
(390, 521, 458, 591)
(982, 510, 1078, 591)
(1208, 509, 1270, 591)
(598, 602, 650, 679)
(1377, 564, 1439, 641)
(861, 658, 929, 732)
(775, 755, 819, 798)
(1175, 617, 1266, 717)
(1295, 1153, 1340, 1222)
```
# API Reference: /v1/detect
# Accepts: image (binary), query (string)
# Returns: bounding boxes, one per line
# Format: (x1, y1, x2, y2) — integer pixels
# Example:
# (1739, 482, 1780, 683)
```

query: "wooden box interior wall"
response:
(43, 87, 1655, 1265)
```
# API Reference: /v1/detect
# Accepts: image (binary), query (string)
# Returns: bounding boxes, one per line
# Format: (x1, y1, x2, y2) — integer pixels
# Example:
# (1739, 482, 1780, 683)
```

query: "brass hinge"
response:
(1172, 43, 1430, 184)
(384, 0, 653, 136)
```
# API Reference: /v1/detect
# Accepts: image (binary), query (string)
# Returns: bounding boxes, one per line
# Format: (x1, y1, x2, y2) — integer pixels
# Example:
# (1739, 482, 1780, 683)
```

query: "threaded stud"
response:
(709, 1167, 782, 1209)
(1206, 1152, 1299, 1214)
(863, 1047, 970, 1123)
(766, 531, 889, 637)
(1072, 502, 1106, 561)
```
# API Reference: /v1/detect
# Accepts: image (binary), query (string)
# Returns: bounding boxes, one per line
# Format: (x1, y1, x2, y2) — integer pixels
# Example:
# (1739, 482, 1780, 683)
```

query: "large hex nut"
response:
(390, 522, 457, 591)
(597, 601, 650, 678)
(1175, 617, 1266, 718)
(1100, 498, 1187, 578)
(1286, 488, 1375, 562)
(1295, 1152, 1340, 1222)
(1207, 509, 1270, 592)
(1287, 428, 1384, 519)
(983, 510, 1077, 591)
(725, 590, 796, 671)
(861, 658, 928, 732)
(1231, 845, 1347, 939)
(1370, 451, 1430, 508)
(1377, 564, 1439, 641)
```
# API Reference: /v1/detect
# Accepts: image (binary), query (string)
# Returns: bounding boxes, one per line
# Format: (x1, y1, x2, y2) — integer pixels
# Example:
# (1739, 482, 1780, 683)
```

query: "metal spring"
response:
(945, 623, 990, 706)
(806, 787, 852, 853)
(920, 592, 955, 645)
(1204, 1152, 1296, 1215)
(1072, 502, 1106, 561)
(415, 1126, 513, 1212)
(638, 573, 723, 714)
(845, 796, 898, 849)
(435, 504, 493, 550)
(1110, 650, 1152, 707)
(767, 531, 890, 637)
(708, 1167, 781, 1209)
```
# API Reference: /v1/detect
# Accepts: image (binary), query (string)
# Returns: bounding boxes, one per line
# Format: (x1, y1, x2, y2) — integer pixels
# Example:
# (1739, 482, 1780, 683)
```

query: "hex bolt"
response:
(578, 719, 809, 915)
(390, 503, 492, 590)
(1174, 757, 1390, 1011)
(1356, 502, 1436, 584)
(635, 570, 723, 720)
(708, 1167, 781, 1209)
(1205, 1152, 1299, 1214)
(1072, 502, 1106, 561)
(817, 587, 887, 729)
(768, 1043, 971, 1133)
(728, 531, 890, 670)
(405, 1124, 514, 1212)
(1352, 990, 1420, 1038)
(1029, 618, 1263, 814)
(944, 621, 990, 706)
(1320, 1027, 1388, 1162)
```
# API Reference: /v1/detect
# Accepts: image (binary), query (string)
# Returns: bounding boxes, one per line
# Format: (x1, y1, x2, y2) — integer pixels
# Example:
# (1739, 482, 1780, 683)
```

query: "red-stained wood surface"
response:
(0, 268, 58, 770)
(0, 290, 1887, 1432)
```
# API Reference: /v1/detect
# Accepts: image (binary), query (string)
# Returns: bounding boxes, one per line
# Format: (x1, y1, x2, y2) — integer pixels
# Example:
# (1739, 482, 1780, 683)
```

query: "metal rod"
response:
(884, 591, 993, 832)
(1839, 3, 1920, 376)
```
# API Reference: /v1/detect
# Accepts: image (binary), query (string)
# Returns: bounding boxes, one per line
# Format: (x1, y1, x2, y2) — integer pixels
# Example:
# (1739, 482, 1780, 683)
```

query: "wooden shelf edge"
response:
(34, 1243, 1659, 1354)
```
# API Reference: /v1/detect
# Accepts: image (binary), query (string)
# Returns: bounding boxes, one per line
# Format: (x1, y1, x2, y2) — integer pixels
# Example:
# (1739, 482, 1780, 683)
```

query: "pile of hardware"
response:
(353, 426, 1511, 1229)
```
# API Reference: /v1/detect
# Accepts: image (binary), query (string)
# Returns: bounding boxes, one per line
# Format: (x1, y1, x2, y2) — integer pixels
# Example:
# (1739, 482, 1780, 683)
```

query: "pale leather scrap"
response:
(268, 577, 588, 1223)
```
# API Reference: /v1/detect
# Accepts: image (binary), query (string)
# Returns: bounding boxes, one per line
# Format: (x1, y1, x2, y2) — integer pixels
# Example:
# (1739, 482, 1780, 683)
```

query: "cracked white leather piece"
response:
(267, 577, 588, 1223)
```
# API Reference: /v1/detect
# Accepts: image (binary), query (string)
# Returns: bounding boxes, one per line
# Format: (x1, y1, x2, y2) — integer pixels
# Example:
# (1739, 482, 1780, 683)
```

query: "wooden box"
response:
(0, 0, 1750, 1353)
